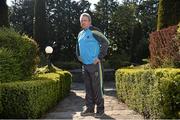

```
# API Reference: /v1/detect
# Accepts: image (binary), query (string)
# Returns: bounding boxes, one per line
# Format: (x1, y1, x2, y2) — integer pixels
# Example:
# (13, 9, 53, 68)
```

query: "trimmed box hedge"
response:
(0, 71, 71, 119)
(115, 68, 180, 119)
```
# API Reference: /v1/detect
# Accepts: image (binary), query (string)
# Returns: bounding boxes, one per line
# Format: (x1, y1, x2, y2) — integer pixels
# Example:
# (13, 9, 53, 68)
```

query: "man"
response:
(76, 13, 109, 118)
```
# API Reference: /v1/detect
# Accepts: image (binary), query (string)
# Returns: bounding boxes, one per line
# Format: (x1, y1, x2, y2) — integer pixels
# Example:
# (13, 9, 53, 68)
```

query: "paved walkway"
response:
(42, 81, 144, 119)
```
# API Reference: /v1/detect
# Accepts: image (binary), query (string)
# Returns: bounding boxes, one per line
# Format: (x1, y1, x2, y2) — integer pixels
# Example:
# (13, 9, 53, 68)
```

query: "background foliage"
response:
(7, 0, 158, 68)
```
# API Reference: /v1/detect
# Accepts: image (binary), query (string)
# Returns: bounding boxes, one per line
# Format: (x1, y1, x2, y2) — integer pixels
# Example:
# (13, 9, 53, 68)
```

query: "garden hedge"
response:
(115, 68, 180, 119)
(0, 28, 39, 83)
(0, 71, 72, 119)
(0, 83, 2, 114)
(157, 0, 180, 30)
(149, 25, 180, 68)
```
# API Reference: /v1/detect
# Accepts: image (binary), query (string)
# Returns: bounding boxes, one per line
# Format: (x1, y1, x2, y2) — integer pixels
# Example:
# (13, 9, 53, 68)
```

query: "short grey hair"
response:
(80, 13, 91, 22)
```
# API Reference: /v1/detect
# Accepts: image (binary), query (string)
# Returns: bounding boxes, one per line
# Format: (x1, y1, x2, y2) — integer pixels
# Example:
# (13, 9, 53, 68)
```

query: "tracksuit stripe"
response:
(98, 62, 104, 97)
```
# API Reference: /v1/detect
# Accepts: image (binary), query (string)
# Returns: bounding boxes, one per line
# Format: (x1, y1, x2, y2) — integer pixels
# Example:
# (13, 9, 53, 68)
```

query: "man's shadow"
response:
(100, 114, 115, 119)
(42, 81, 116, 119)
(69, 91, 115, 119)
(71, 82, 116, 119)
(41, 91, 84, 119)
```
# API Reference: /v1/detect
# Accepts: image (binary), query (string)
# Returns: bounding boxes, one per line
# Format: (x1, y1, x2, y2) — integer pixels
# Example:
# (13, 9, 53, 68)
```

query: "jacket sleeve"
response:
(92, 29, 110, 60)
(76, 31, 83, 62)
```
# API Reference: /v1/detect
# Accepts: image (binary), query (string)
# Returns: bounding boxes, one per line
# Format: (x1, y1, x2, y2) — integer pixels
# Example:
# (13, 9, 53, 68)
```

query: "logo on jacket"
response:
(95, 71, 99, 77)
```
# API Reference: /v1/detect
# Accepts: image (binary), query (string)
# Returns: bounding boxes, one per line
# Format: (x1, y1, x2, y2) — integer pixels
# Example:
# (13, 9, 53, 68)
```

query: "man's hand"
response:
(93, 58, 100, 64)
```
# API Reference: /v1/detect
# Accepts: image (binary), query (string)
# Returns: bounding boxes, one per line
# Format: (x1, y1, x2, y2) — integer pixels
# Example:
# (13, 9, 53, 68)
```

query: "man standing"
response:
(76, 13, 109, 118)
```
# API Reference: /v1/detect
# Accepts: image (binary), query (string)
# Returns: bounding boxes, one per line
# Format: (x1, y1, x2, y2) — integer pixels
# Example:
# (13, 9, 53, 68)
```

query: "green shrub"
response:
(0, 48, 22, 82)
(53, 61, 81, 70)
(108, 53, 131, 70)
(0, 28, 39, 82)
(116, 68, 180, 119)
(0, 83, 2, 114)
(149, 25, 179, 68)
(0, 71, 72, 118)
(173, 22, 180, 67)
(177, 22, 180, 39)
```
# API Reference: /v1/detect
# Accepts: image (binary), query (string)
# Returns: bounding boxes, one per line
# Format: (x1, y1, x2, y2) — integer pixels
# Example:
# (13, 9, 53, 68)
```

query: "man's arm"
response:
(76, 43, 82, 62)
(76, 31, 83, 63)
(90, 26, 110, 60)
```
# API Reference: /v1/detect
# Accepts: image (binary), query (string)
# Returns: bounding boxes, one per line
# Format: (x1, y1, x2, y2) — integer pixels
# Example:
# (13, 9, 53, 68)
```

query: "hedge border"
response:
(0, 71, 72, 119)
(115, 68, 180, 119)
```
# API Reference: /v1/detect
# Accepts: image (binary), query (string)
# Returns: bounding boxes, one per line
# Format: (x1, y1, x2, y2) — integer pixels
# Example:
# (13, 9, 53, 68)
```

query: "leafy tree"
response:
(0, 0, 9, 27)
(94, 0, 118, 37)
(10, 0, 34, 36)
(109, 0, 158, 64)
(46, 0, 91, 61)
(133, 0, 158, 62)
(136, 0, 158, 37)
(109, 4, 135, 62)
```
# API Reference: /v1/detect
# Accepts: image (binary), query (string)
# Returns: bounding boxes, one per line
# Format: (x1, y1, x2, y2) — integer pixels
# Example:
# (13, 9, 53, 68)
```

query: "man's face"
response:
(80, 16, 91, 29)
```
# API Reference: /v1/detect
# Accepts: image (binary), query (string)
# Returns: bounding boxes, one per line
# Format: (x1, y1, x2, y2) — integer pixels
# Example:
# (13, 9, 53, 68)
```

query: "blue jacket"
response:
(76, 26, 109, 64)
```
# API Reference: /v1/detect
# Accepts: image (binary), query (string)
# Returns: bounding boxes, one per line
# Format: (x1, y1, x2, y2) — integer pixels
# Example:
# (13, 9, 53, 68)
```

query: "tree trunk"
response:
(33, 0, 48, 52)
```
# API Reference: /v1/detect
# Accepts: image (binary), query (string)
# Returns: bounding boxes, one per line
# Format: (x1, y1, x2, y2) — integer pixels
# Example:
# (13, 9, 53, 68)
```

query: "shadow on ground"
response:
(100, 114, 115, 119)
(104, 89, 116, 97)
(41, 91, 84, 119)
(42, 81, 117, 119)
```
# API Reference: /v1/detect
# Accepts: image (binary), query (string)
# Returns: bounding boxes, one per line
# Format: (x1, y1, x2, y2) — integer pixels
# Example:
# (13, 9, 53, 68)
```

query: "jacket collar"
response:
(83, 25, 93, 31)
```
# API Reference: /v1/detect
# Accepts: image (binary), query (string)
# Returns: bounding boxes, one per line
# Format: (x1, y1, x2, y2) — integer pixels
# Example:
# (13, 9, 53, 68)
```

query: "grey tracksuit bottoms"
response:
(82, 62, 104, 113)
